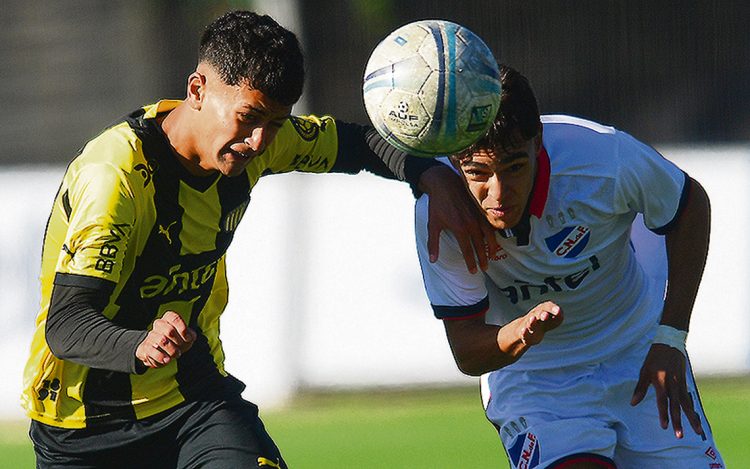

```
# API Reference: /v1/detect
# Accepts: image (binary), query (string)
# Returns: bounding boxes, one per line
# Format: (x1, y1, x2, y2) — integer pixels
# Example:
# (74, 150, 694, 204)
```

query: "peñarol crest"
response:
(289, 116, 326, 141)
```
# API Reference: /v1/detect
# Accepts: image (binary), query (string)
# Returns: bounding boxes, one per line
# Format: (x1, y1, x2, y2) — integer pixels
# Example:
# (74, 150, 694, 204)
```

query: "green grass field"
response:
(2, 376, 748, 468)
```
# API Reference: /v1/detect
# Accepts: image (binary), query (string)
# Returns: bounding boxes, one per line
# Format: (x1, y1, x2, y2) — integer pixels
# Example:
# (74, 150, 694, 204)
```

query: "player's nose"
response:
(243, 126, 268, 152)
(487, 174, 506, 201)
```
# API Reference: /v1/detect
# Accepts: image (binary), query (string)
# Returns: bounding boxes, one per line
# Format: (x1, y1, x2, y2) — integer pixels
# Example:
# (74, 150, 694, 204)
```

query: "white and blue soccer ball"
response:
(363, 20, 501, 157)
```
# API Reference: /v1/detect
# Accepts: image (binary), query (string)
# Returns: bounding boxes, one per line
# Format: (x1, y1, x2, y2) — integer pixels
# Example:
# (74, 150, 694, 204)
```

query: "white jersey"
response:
(415, 115, 688, 370)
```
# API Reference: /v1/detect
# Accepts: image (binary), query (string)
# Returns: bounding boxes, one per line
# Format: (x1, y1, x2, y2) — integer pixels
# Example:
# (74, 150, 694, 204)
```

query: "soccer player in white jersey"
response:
(414, 64, 725, 468)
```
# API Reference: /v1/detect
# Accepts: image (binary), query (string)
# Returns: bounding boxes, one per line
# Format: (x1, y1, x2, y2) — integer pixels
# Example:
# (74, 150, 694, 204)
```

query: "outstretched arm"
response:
(335, 121, 499, 272)
(631, 177, 710, 439)
(443, 301, 563, 376)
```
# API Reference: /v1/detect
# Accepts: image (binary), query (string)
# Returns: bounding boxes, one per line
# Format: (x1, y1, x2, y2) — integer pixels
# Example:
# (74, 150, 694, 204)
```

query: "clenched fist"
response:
(136, 311, 197, 369)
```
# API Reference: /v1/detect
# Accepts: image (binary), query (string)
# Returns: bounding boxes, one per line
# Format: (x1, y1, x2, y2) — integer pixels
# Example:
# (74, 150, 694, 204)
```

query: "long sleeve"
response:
(332, 120, 439, 195)
(45, 275, 148, 374)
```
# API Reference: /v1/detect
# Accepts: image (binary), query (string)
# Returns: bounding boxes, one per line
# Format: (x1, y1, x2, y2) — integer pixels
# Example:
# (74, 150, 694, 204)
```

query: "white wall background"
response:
(1, 145, 748, 419)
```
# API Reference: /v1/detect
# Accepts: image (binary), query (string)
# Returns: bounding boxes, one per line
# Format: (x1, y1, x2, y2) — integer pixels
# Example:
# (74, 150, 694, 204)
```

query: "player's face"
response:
(459, 138, 539, 230)
(191, 67, 292, 177)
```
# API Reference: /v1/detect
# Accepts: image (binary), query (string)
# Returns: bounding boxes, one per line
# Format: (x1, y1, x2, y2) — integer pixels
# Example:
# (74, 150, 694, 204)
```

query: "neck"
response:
(159, 103, 213, 177)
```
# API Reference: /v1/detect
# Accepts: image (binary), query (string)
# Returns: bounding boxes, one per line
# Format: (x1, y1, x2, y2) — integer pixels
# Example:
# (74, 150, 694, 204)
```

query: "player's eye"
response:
(505, 162, 526, 174)
(239, 113, 259, 124)
(464, 168, 490, 179)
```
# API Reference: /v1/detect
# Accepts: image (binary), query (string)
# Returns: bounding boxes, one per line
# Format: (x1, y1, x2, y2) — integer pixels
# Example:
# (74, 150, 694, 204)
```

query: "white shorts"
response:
(480, 335, 725, 469)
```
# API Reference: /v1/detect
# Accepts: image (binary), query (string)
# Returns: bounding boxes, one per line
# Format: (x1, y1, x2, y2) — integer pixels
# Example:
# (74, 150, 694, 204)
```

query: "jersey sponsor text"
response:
(498, 256, 600, 304)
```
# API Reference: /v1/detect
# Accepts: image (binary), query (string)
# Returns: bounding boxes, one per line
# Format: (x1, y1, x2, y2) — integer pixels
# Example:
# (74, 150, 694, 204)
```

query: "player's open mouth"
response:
(229, 149, 252, 160)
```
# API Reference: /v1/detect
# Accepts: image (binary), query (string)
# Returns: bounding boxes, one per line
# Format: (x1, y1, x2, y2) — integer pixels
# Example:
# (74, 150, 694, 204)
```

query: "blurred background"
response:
(2, 0, 750, 159)
(1, 1, 749, 465)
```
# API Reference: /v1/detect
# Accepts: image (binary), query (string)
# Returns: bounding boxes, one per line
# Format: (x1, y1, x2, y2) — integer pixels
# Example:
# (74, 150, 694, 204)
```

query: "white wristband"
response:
(653, 324, 688, 356)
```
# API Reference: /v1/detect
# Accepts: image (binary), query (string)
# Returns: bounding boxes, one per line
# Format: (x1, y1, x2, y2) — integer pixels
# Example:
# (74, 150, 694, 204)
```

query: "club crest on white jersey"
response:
(508, 432, 541, 469)
(544, 225, 591, 258)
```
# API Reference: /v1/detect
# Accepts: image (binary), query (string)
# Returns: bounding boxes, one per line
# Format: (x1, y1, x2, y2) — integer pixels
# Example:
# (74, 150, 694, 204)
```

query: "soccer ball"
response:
(363, 20, 501, 157)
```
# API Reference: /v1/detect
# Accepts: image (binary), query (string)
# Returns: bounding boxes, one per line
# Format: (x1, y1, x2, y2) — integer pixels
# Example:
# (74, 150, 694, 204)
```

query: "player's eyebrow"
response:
(241, 105, 291, 123)
(240, 105, 267, 114)
(496, 151, 530, 165)
(464, 151, 528, 168)
(461, 159, 489, 170)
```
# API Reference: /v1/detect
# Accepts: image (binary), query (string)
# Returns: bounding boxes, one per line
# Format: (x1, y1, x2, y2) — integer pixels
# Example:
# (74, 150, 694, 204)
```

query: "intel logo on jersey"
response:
(545, 225, 591, 258)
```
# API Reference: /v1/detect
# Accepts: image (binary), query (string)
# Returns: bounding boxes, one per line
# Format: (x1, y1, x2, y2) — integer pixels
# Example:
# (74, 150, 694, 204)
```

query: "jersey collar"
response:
(529, 145, 551, 218)
(498, 145, 550, 246)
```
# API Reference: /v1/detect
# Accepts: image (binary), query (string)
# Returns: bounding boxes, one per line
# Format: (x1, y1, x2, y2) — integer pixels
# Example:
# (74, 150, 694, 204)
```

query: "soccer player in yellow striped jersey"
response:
(21, 11, 496, 469)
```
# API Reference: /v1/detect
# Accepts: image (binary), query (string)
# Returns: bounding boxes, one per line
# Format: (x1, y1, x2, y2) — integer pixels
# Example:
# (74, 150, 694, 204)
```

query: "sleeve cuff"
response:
(404, 156, 442, 197)
(651, 171, 691, 235)
(432, 296, 489, 320)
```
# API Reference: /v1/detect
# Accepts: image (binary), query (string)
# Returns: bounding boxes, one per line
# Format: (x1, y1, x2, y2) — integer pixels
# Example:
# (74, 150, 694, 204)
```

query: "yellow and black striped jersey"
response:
(21, 100, 387, 428)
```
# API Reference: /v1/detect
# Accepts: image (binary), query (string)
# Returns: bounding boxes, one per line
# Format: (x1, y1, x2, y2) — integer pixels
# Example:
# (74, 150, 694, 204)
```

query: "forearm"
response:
(333, 120, 439, 191)
(445, 317, 532, 376)
(445, 301, 562, 375)
(661, 178, 711, 330)
(45, 278, 148, 374)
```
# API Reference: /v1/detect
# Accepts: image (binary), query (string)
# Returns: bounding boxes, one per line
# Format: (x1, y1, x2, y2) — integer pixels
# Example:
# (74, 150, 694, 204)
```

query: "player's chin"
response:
(218, 156, 250, 177)
(223, 166, 247, 178)
(487, 215, 515, 231)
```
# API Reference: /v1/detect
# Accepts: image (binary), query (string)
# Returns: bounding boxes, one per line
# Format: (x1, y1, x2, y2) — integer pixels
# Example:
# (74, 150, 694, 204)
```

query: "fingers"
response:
(138, 332, 179, 368)
(669, 389, 684, 438)
(422, 166, 497, 274)
(426, 220, 441, 264)
(456, 231, 480, 274)
(630, 373, 649, 406)
(456, 218, 495, 273)
(520, 302, 563, 346)
(427, 217, 483, 274)
(675, 377, 705, 438)
(136, 333, 171, 368)
(683, 394, 705, 437)
(136, 311, 197, 369)
(663, 383, 707, 439)
(655, 382, 670, 431)
(630, 345, 705, 439)
(520, 315, 538, 344)
(530, 302, 563, 329)
(160, 311, 198, 348)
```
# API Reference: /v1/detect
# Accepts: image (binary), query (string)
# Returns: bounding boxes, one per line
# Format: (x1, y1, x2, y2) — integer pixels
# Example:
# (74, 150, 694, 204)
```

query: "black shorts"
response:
(29, 396, 287, 469)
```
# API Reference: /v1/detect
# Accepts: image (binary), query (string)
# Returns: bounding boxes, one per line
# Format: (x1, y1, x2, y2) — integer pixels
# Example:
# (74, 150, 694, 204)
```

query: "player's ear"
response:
(187, 71, 206, 110)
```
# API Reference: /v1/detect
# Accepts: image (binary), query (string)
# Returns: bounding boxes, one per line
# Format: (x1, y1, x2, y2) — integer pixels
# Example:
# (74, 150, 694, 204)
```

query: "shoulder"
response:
(284, 115, 337, 141)
(542, 114, 617, 136)
(270, 115, 338, 153)
(256, 115, 339, 175)
(542, 115, 619, 156)
(541, 114, 631, 179)
(66, 121, 151, 199)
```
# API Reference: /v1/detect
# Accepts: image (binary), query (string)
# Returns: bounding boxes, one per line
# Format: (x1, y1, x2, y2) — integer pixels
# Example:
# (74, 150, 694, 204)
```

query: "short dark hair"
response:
(199, 10, 305, 106)
(456, 64, 541, 159)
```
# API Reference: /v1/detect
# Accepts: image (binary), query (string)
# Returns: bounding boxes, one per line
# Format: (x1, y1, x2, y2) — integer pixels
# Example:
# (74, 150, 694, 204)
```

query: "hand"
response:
(630, 343, 704, 439)
(496, 301, 563, 363)
(420, 165, 500, 274)
(135, 311, 197, 369)
(516, 301, 563, 346)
